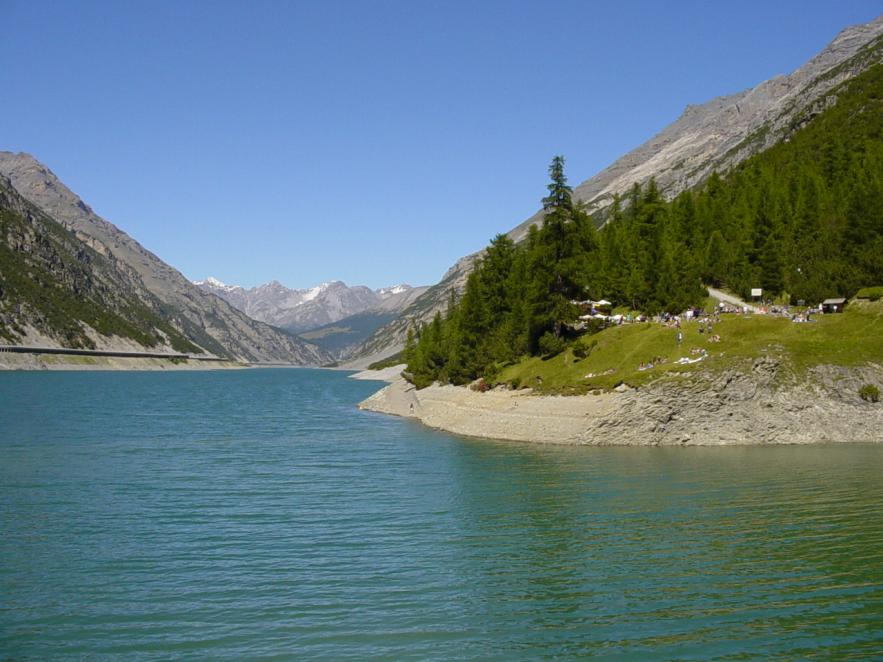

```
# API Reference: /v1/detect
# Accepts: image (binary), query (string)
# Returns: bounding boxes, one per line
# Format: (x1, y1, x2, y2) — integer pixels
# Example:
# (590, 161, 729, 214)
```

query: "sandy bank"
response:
(359, 361, 883, 445)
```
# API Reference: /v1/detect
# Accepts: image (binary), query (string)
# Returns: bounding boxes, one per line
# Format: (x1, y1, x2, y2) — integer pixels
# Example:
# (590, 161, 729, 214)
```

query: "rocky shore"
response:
(357, 360, 883, 445)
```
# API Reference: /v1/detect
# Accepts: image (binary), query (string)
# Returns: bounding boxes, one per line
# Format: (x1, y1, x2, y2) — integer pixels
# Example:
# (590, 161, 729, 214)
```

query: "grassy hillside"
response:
(497, 300, 883, 394)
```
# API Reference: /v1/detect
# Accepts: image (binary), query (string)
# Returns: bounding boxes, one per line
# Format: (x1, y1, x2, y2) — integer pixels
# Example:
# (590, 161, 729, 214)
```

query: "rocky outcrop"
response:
(588, 360, 883, 445)
(0, 153, 329, 364)
(359, 361, 883, 445)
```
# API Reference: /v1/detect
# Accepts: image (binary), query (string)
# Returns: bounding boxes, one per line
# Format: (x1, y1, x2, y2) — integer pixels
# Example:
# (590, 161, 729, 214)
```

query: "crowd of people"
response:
(575, 295, 834, 375)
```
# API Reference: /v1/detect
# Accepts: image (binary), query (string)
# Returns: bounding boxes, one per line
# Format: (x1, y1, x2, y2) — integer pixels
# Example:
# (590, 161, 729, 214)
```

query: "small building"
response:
(822, 297, 847, 314)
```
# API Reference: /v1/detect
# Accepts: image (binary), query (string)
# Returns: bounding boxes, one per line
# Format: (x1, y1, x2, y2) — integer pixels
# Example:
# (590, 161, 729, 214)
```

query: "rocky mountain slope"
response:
(195, 277, 427, 333)
(0, 152, 329, 364)
(0, 174, 198, 353)
(348, 14, 883, 363)
(508, 13, 883, 241)
(298, 310, 401, 359)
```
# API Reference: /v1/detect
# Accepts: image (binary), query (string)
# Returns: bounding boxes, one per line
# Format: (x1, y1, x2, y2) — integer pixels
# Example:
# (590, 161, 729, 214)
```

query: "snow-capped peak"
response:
(377, 283, 411, 297)
(194, 276, 241, 292)
(302, 281, 333, 302)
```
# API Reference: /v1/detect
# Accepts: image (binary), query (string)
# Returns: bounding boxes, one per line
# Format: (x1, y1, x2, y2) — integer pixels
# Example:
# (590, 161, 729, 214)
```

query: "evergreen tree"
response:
(403, 325, 416, 364)
(530, 156, 586, 342)
(704, 230, 728, 286)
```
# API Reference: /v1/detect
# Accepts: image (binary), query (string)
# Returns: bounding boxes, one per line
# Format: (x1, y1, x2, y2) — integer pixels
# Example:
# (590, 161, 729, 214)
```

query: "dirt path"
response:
(707, 287, 761, 312)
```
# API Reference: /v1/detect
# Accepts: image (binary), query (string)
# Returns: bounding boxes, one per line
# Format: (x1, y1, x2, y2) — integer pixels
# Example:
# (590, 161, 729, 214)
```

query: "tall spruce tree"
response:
(530, 156, 585, 343)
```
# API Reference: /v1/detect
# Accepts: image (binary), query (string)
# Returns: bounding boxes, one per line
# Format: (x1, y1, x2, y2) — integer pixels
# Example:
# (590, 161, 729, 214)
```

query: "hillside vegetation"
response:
(0, 185, 201, 352)
(499, 300, 883, 394)
(405, 63, 883, 389)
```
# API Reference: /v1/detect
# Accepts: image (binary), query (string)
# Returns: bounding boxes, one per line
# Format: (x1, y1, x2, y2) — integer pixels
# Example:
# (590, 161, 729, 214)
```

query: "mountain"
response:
(0, 173, 198, 353)
(298, 310, 401, 358)
(195, 277, 428, 334)
(508, 14, 883, 240)
(346, 14, 883, 364)
(0, 152, 330, 364)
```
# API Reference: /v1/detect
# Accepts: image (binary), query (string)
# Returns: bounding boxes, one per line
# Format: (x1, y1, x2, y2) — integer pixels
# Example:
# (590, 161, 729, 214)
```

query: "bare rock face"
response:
(0, 152, 329, 364)
(581, 360, 883, 446)
(349, 14, 883, 362)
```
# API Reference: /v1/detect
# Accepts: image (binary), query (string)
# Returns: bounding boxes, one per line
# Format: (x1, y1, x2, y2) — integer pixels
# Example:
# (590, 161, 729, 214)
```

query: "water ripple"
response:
(1, 369, 882, 659)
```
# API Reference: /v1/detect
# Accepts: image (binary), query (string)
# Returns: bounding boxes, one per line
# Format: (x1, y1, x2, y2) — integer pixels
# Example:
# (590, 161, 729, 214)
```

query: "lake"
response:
(1, 369, 882, 659)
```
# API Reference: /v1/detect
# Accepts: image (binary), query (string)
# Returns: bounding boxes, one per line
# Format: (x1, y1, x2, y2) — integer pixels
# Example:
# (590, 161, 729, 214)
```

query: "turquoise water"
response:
(1, 369, 882, 659)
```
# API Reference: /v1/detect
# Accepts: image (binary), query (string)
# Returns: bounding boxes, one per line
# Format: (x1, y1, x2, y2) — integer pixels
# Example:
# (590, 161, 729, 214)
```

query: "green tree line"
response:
(406, 63, 883, 387)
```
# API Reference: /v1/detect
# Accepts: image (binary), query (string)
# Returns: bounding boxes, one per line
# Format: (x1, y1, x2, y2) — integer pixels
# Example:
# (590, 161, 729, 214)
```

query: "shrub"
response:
(470, 378, 490, 393)
(509, 377, 521, 390)
(859, 384, 880, 403)
(538, 332, 567, 357)
(855, 286, 883, 301)
(482, 362, 501, 383)
(573, 339, 598, 360)
(368, 351, 405, 370)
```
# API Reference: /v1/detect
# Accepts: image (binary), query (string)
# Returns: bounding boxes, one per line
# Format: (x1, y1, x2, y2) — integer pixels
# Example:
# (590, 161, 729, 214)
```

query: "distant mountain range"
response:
(194, 277, 425, 333)
(345, 13, 883, 365)
(194, 276, 428, 358)
(0, 152, 329, 365)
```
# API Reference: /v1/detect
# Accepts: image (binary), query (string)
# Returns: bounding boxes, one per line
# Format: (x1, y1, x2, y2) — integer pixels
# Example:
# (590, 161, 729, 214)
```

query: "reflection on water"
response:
(1, 370, 882, 659)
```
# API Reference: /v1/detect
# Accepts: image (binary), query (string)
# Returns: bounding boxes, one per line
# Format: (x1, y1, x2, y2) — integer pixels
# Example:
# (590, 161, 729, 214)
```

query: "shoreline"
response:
(347, 364, 406, 382)
(0, 353, 247, 371)
(357, 362, 883, 446)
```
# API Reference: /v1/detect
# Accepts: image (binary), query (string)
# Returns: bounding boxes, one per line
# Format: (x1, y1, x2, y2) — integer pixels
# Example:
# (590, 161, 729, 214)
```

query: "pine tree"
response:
(704, 230, 728, 287)
(481, 234, 516, 319)
(449, 271, 489, 383)
(403, 325, 416, 364)
(530, 156, 586, 341)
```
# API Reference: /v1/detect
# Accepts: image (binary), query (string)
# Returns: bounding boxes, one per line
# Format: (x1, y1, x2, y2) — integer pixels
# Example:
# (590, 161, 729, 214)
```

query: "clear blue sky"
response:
(2, 1, 880, 289)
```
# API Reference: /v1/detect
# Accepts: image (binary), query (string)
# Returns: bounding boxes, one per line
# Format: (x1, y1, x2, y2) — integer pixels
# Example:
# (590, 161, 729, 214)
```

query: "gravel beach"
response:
(357, 362, 883, 445)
